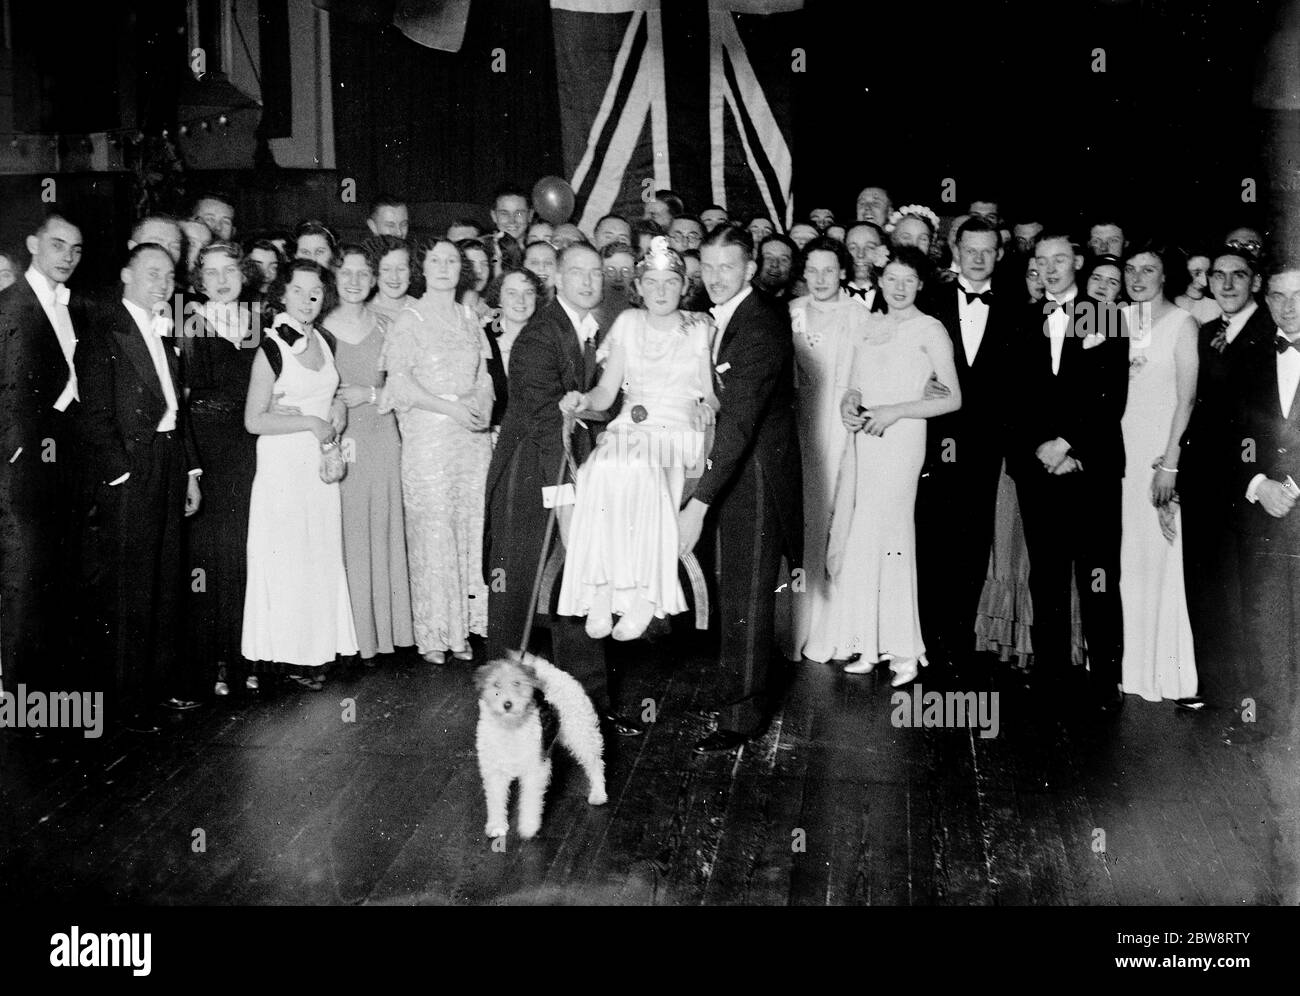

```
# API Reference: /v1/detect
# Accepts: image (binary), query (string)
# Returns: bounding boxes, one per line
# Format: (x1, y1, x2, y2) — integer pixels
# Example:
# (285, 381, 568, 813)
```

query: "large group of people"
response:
(0, 179, 1295, 749)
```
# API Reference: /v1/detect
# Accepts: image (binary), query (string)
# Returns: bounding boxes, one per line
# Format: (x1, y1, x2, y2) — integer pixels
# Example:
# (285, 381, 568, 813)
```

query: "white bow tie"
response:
(150, 308, 173, 338)
(52, 284, 70, 307)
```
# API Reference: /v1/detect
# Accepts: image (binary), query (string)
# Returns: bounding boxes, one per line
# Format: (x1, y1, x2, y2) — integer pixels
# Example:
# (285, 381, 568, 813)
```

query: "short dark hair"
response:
(33, 211, 82, 239)
(449, 217, 484, 235)
(484, 265, 545, 311)
(669, 214, 704, 232)
(293, 219, 339, 263)
(798, 234, 853, 280)
(652, 190, 685, 218)
(631, 218, 664, 238)
(1121, 240, 1188, 300)
(245, 238, 287, 265)
(701, 223, 755, 261)
(362, 235, 423, 297)
(594, 213, 629, 232)
(954, 216, 1004, 250)
(492, 183, 530, 208)
(884, 244, 933, 283)
(1210, 244, 1261, 278)
(1033, 229, 1080, 255)
(190, 191, 234, 214)
(702, 204, 728, 217)
(265, 258, 338, 321)
(758, 233, 797, 258)
(524, 239, 557, 259)
(369, 193, 407, 218)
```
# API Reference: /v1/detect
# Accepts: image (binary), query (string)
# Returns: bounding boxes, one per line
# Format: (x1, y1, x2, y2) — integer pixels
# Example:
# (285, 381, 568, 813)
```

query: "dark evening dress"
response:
(182, 307, 259, 690)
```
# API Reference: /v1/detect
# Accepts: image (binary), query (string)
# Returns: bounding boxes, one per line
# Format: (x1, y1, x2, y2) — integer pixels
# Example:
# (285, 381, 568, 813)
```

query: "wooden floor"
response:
(2, 639, 1296, 906)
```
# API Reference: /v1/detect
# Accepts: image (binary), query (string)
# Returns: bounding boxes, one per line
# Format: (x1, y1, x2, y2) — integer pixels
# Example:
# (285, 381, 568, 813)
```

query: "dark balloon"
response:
(532, 175, 575, 225)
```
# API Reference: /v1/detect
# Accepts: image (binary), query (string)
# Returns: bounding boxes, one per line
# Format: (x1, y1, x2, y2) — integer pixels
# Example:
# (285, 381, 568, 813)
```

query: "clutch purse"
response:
(319, 439, 347, 484)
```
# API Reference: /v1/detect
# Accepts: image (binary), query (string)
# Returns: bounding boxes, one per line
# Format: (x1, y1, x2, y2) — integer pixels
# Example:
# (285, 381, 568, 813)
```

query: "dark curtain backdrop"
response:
(330, 0, 563, 219)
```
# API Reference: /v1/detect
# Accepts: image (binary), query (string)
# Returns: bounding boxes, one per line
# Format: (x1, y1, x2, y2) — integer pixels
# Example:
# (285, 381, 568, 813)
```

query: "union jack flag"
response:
(550, 0, 803, 232)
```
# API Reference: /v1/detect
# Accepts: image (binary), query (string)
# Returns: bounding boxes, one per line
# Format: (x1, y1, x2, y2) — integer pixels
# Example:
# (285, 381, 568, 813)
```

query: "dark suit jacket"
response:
(484, 299, 605, 536)
(1007, 291, 1130, 480)
(1181, 304, 1275, 489)
(74, 300, 200, 487)
(923, 279, 1015, 466)
(1233, 329, 1300, 544)
(692, 288, 802, 560)
(0, 276, 80, 480)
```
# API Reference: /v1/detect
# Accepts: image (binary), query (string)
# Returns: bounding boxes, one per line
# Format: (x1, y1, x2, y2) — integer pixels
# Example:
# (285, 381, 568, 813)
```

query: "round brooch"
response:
(631, 405, 648, 423)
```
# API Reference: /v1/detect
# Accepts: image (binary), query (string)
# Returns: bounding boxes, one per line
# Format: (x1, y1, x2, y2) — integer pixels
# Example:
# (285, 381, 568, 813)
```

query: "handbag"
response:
(319, 439, 346, 484)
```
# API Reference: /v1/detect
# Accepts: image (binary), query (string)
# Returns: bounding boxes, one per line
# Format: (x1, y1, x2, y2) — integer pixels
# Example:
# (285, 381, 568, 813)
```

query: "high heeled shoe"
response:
(423, 649, 447, 665)
(889, 657, 921, 687)
(451, 649, 474, 662)
(585, 608, 614, 640)
(612, 597, 656, 641)
(843, 658, 875, 675)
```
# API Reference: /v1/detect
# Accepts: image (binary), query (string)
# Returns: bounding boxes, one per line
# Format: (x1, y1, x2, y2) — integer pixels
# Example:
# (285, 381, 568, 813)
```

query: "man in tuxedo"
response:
(0, 213, 85, 701)
(753, 235, 797, 305)
(1178, 245, 1272, 709)
(483, 243, 640, 736)
(366, 193, 410, 239)
(855, 186, 892, 226)
(1228, 261, 1300, 739)
(75, 244, 202, 732)
(844, 223, 888, 313)
(679, 225, 802, 752)
(1008, 231, 1129, 716)
(917, 218, 1013, 671)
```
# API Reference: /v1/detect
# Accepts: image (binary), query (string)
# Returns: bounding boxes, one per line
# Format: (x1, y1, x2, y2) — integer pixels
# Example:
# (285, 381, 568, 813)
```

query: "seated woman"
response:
(557, 237, 719, 641)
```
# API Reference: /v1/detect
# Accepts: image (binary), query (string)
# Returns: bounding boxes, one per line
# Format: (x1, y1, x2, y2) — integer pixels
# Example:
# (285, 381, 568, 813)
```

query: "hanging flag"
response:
(551, 0, 802, 233)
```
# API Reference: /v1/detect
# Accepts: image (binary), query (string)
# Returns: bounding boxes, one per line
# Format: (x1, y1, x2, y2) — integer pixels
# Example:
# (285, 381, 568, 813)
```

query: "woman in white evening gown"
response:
(829, 246, 962, 686)
(242, 259, 358, 687)
(557, 237, 719, 642)
(788, 236, 873, 660)
(1118, 242, 1199, 701)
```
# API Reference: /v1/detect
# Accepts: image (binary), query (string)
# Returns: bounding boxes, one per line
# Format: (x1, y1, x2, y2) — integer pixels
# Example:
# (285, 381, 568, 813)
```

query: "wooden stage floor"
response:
(2, 641, 1296, 905)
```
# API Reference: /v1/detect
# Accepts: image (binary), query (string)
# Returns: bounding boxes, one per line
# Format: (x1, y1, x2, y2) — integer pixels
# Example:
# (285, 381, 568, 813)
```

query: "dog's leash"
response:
(516, 408, 608, 655)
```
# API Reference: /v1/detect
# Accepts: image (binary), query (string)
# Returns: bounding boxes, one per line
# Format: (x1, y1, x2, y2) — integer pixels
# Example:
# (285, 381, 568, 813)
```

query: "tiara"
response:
(636, 235, 686, 277)
(884, 204, 940, 235)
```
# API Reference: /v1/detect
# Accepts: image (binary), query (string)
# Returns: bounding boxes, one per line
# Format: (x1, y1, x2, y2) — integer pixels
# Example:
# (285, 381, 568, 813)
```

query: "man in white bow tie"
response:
(0, 212, 86, 713)
(75, 244, 203, 732)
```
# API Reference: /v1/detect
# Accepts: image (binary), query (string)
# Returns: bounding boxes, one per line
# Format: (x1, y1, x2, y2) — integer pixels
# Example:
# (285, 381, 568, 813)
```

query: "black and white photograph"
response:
(0, 0, 1296, 951)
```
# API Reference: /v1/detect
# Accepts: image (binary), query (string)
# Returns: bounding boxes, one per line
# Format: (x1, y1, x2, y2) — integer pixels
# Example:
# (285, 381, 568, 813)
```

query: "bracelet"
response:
(1156, 464, 1178, 474)
(370, 386, 377, 405)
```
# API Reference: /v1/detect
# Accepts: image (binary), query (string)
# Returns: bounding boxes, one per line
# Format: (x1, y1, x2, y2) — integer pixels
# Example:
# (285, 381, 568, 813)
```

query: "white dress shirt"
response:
(25, 266, 78, 410)
(1221, 300, 1258, 346)
(1045, 286, 1078, 375)
(847, 281, 877, 312)
(1245, 327, 1300, 503)
(709, 284, 753, 361)
(556, 295, 599, 350)
(123, 298, 179, 432)
(956, 275, 991, 364)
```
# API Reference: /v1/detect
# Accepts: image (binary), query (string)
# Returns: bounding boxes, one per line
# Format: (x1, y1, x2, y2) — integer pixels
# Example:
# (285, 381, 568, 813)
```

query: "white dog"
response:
(475, 653, 607, 839)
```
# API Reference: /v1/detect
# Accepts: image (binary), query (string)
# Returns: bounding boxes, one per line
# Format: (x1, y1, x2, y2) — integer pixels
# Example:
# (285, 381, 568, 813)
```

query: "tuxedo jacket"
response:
(923, 279, 1016, 467)
(1007, 292, 1130, 480)
(74, 300, 200, 487)
(485, 299, 606, 513)
(0, 276, 81, 478)
(1181, 305, 1275, 487)
(1233, 330, 1300, 545)
(692, 290, 802, 560)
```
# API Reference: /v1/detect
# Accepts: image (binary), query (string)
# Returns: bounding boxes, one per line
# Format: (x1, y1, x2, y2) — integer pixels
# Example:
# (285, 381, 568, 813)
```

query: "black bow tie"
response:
(845, 285, 870, 300)
(962, 289, 992, 306)
(275, 321, 304, 348)
(1276, 334, 1300, 355)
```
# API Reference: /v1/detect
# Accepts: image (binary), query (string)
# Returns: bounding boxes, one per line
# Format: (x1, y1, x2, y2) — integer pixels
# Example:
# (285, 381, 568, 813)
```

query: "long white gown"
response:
(802, 313, 941, 665)
(1119, 305, 1198, 701)
(789, 292, 871, 659)
(242, 329, 358, 668)
(557, 309, 713, 622)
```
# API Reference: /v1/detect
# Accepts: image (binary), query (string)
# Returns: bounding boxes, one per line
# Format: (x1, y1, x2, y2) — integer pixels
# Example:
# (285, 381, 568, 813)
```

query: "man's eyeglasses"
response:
(604, 265, 634, 279)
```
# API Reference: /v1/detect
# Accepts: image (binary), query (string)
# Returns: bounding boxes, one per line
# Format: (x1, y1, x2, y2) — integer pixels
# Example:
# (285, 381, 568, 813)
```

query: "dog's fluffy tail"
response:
(524, 657, 599, 744)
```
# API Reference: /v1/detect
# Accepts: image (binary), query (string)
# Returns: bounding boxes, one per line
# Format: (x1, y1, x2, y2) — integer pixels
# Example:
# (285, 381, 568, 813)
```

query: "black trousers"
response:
(916, 445, 1002, 666)
(1015, 470, 1124, 691)
(1179, 477, 1247, 707)
(485, 444, 621, 713)
(0, 411, 79, 694)
(1238, 535, 1299, 735)
(709, 460, 785, 736)
(85, 432, 190, 716)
